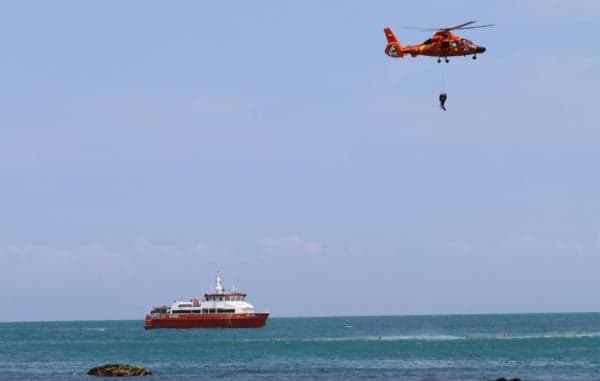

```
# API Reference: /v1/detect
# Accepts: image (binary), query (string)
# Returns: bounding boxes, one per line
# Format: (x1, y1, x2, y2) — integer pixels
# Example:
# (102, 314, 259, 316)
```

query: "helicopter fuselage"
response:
(384, 29, 487, 60)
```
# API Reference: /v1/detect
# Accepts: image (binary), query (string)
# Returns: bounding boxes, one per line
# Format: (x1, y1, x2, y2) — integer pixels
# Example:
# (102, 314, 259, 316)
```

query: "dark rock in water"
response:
(489, 378, 522, 381)
(87, 364, 151, 377)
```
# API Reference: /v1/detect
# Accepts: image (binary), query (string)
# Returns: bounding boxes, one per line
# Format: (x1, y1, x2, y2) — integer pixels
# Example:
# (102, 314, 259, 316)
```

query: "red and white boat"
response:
(144, 273, 269, 329)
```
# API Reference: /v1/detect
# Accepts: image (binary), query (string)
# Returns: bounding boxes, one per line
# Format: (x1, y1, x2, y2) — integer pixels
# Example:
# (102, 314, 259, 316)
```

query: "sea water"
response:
(1, 314, 599, 380)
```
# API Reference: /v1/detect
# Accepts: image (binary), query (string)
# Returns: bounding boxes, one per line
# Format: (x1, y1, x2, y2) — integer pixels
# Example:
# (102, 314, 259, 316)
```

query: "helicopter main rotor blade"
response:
(397, 21, 493, 33)
(441, 20, 476, 31)
(455, 24, 495, 30)
(398, 26, 440, 32)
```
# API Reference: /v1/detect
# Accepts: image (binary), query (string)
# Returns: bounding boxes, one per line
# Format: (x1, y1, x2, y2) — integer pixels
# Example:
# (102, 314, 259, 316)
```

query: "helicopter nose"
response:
(476, 46, 486, 54)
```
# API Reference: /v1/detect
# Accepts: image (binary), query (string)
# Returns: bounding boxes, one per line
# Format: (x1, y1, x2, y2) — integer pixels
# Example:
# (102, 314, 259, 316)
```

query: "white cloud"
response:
(131, 237, 236, 265)
(0, 239, 242, 321)
(430, 231, 600, 260)
(262, 235, 326, 256)
(0, 243, 118, 273)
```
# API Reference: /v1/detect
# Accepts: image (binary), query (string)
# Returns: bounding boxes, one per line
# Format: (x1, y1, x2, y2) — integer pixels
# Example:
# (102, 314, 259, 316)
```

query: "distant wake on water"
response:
(81, 327, 106, 332)
(236, 331, 600, 343)
(28, 326, 600, 343)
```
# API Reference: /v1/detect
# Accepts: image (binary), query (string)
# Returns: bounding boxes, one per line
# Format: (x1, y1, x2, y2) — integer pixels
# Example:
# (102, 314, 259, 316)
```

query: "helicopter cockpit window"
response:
(461, 39, 476, 49)
(423, 38, 433, 45)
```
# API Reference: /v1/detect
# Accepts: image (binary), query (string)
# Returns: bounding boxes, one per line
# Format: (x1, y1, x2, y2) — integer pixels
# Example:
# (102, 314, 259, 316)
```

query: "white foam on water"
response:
(470, 331, 600, 340)
(236, 331, 600, 344)
(82, 327, 106, 332)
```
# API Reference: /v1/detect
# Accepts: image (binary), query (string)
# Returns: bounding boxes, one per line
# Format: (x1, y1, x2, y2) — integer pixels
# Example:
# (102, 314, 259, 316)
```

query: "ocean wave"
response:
(298, 332, 600, 342)
(235, 331, 600, 344)
(81, 327, 107, 332)
(483, 331, 600, 340)
(237, 334, 466, 343)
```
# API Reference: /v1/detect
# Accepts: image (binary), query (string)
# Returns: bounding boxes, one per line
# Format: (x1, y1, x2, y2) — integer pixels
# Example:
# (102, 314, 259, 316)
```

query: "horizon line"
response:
(2, 311, 599, 324)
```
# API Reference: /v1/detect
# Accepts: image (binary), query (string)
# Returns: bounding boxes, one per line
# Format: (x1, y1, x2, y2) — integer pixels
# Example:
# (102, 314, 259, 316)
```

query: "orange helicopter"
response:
(384, 21, 493, 63)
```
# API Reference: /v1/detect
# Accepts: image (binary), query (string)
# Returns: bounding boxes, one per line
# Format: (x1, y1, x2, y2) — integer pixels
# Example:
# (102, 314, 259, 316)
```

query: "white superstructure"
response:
(166, 273, 256, 315)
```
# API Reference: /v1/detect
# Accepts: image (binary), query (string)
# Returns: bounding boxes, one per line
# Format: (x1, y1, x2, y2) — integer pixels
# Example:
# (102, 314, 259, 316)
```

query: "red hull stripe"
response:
(144, 313, 269, 329)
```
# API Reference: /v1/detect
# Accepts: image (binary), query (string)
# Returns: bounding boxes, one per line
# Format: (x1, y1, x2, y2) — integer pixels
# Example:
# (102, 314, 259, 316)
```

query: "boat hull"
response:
(144, 312, 269, 329)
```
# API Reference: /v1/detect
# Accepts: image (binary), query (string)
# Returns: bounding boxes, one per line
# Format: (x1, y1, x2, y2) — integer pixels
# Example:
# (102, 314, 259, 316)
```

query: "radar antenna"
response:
(215, 272, 225, 293)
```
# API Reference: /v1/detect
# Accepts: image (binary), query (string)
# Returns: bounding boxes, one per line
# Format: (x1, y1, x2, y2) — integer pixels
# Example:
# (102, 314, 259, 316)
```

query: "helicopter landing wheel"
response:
(437, 58, 441, 63)
(472, 55, 477, 60)
(445, 58, 449, 63)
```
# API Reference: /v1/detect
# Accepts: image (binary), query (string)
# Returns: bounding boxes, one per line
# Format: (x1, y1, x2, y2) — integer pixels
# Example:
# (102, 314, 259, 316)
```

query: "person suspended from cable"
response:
(439, 92, 447, 111)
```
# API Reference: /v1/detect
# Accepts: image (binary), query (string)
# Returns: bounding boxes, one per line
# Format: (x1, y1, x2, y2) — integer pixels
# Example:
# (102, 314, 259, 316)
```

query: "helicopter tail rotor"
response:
(384, 28, 404, 57)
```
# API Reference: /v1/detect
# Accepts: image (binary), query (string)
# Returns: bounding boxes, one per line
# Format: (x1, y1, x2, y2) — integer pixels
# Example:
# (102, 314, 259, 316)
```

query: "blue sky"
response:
(1, 1, 599, 321)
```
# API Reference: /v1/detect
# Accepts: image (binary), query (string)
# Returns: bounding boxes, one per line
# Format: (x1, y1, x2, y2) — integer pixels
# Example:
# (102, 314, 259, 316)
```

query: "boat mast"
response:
(216, 272, 224, 294)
